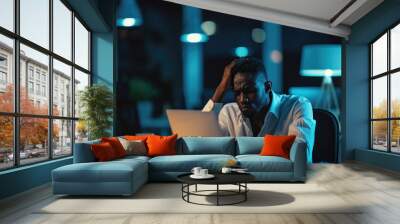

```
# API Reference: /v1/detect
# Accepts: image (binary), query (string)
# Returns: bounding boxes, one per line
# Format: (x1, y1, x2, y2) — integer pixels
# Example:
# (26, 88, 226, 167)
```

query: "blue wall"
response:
(344, 0, 400, 170)
(0, 158, 72, 199)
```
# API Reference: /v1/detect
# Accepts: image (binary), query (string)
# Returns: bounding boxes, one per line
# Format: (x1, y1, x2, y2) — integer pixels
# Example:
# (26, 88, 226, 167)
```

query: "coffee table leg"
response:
(216, 184, 219, 206)
(245, 183, 247, 201)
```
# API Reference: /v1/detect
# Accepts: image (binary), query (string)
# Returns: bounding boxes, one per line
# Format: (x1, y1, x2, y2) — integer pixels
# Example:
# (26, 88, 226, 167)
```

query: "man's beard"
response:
(240, 106, 255, 118)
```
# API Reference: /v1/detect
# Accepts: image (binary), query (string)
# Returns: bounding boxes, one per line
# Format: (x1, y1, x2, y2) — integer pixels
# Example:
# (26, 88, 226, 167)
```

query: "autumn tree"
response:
(0, 84, 59, 152)
(372, 99, 400, 143)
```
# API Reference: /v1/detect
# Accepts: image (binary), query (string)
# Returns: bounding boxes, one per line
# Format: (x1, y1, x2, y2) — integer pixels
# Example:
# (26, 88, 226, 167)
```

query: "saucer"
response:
(190, 174, 215, 179)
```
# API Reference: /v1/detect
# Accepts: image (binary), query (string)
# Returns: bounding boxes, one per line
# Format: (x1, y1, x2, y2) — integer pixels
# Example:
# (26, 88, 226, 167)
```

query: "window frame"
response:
(370, 20, 400, 154)
(0, 0, 92, 171)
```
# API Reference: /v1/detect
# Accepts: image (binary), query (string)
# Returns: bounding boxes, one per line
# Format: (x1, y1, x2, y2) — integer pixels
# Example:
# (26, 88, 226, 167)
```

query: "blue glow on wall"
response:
(182, 6, 204, 109)
(263, 22, 282, 93)
(234, 46, 249, 57)
(300, 45, 341, 77)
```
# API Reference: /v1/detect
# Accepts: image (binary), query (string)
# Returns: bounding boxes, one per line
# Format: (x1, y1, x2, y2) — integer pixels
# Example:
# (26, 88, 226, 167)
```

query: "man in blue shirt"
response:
(203, 57, 316, 162)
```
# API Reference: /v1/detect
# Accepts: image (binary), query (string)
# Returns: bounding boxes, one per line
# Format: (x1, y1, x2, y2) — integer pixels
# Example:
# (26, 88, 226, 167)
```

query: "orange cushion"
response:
(146, 134, 177, 157)
(124, 135, 150, 141)
(101, 137, 126, 158)
(259, 135, 296, 159)
(91, 142, 118, 161)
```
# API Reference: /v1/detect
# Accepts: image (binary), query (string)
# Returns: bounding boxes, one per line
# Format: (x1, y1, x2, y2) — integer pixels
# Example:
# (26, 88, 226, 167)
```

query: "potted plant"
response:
(79, 84, 113, 140)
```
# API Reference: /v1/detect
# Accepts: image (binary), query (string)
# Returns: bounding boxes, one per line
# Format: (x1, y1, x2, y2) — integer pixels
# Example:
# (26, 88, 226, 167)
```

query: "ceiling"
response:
(163, 0, 384, 38)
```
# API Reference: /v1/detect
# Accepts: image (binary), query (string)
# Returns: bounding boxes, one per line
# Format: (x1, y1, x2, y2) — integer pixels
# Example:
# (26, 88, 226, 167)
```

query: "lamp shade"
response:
(117, 0, 142, 27)
(300, 44, 341, 77)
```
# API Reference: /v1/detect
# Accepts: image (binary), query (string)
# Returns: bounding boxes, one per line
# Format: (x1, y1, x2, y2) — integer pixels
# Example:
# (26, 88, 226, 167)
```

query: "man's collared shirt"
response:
(203, 91, 316, 162)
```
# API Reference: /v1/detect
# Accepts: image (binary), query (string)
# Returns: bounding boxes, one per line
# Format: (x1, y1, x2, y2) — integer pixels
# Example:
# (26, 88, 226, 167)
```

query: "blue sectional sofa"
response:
(52, 137, 308, 196)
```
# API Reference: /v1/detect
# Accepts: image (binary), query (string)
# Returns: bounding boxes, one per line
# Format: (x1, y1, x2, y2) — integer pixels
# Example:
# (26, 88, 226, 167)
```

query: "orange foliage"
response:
(0, 84, 59, 150)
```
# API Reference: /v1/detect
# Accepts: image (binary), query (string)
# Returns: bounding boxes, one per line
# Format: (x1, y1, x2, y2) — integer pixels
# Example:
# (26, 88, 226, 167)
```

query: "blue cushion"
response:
(236, 137, 264, 155)
(149, 154, 235, 172)
(236, 155, 293, 172)
(73, 140, 100, 163)
(178, 137, 235, 155)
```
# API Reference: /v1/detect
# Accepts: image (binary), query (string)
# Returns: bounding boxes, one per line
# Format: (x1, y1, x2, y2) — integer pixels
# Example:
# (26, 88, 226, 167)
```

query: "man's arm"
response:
(288, 97, 316, 163)
(202, 60, 236, 112)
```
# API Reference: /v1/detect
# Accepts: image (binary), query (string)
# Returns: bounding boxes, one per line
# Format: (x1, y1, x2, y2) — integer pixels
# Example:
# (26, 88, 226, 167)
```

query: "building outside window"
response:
(28, 66, 34, 80)
(0, 55, 7, 88)
(35, 70, 40, 81)
(42, 85, 46, 97)
(370, 23, 400, 154)
(0, 0, 91, 170)
(41, 73, 46, 83)
(28, 81, 34, 94)
(0, 71, 6, 85)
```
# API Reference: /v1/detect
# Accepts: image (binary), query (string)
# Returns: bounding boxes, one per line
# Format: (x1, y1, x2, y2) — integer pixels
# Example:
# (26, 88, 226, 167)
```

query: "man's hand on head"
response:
(211, 59, 238, 103)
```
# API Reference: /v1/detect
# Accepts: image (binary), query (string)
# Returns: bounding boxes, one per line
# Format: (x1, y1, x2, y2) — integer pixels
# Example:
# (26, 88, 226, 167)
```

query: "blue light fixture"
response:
(300, 45, 341, 77)
(300, 44, 342, 118)
(117, 0, 142, 27)
(180, 33, 208, 43)
(235, 47, 249, 57)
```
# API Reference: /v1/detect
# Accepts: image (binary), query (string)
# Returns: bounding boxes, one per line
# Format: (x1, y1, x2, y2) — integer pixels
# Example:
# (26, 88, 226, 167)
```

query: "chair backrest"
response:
(312, 109, 339, 163)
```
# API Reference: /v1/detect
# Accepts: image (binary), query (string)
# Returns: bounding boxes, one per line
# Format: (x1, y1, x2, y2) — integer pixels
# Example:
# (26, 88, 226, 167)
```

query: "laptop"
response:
(166, 109, 223, 137)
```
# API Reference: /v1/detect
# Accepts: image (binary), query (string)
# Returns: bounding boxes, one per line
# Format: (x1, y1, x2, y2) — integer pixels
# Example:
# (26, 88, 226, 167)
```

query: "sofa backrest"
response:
(177, 137, 236, 155)
(73, 139, 100, 163)
(73, 136, 267, 163)
(235, 137, 264, 155)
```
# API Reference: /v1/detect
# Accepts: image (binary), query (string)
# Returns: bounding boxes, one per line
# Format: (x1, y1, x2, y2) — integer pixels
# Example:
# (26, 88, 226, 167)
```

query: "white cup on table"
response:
(191, 167, 202, 176)
(200, 169, 208, 176)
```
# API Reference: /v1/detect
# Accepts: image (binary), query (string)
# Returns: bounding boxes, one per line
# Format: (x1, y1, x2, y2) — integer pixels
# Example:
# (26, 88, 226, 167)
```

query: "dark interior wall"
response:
(116, 0, 343, 135)
(116, 0, 182, 135)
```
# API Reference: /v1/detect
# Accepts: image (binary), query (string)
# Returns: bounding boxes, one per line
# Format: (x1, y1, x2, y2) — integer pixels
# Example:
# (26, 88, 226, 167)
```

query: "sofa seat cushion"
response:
(53, 159, 147, 183)
(236, 155, 293, 172)
(149, 154, 235, 172)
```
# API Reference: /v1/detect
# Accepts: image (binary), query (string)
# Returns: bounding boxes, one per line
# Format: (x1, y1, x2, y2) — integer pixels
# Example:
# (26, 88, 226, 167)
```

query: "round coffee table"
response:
(177, 173, 255, 206)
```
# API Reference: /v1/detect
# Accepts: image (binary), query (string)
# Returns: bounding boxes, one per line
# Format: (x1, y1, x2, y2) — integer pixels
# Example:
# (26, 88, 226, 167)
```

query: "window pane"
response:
(20, 44, 49, 115)
(372, 33, 387, 76)
(53, 0, 72, 60)
(0, 0, 14, 31)
(372, 121, 388, 151)
(74, 18, 89, 70)
(75, 120, 88, 143)
(53, 59, 72, 117)
(0, 116, 14, 170)
(0, 34, 14, 112)
(53, 119, 72, 157)
(20, 0, 49, 49)
(74, 69, 89, 118)
(20, 117, 49, 165)
(372, 76, 387, 119)
(391, 120, 400, 153)
(391, 72, 400, 118)
(391, 24, 400, 70)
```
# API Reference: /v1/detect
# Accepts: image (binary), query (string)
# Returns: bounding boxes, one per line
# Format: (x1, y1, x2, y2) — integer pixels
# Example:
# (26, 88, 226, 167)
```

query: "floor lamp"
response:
(300, 44, 341, 118)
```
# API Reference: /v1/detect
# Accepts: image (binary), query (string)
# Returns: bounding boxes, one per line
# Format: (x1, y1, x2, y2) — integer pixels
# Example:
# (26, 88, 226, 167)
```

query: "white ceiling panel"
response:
(163, 0, 384, 38)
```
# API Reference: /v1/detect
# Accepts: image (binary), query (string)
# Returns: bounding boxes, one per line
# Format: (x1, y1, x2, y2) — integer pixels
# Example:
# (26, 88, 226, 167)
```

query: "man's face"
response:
(233, 73, 268, 118)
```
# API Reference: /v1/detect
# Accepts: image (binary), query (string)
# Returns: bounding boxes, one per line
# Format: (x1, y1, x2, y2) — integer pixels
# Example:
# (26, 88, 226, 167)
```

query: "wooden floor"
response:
(1, 162, 400, 224)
